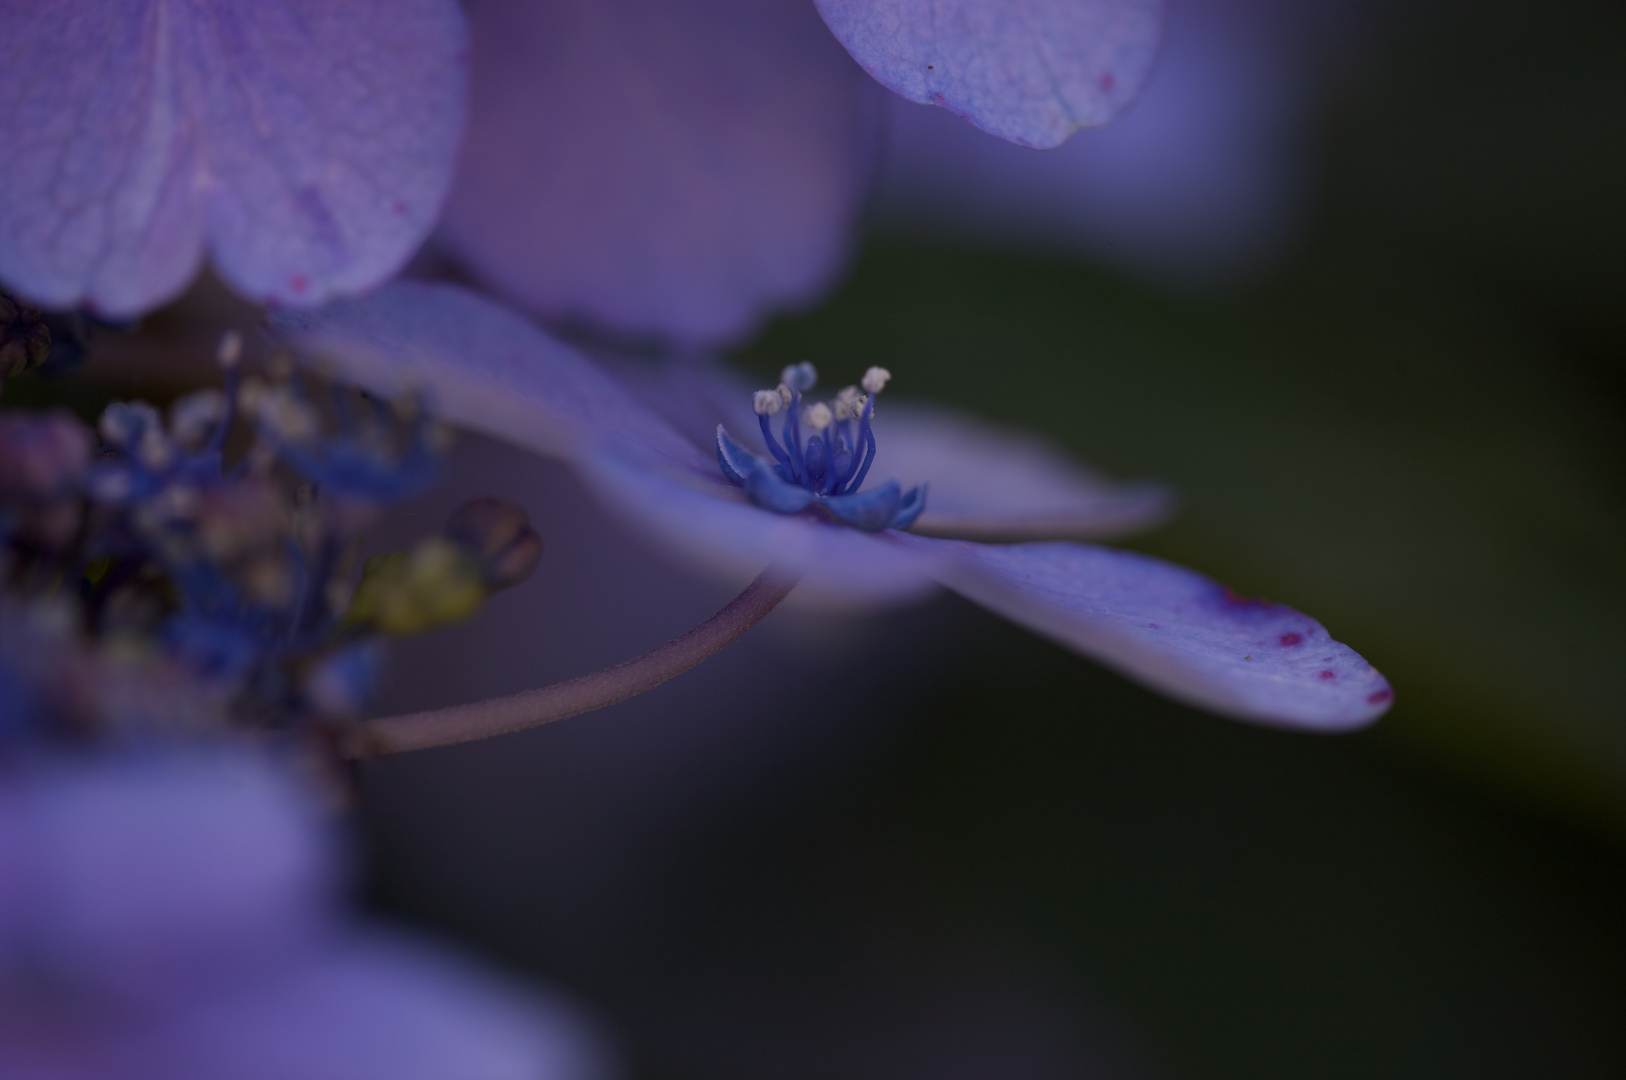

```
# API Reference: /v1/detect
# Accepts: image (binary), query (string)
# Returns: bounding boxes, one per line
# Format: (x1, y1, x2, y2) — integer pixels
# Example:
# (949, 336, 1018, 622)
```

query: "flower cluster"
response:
(0, 331, 540, 746)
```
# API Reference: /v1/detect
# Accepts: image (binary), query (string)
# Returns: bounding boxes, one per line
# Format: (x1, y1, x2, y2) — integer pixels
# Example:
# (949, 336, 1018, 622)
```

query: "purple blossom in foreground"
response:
(0, 751, 615, 1079)
(438, 0, 1165, 343)
(273, 282, 1394, 732)
(0, 0, 1162, 342)
(0, 1, 466, 317)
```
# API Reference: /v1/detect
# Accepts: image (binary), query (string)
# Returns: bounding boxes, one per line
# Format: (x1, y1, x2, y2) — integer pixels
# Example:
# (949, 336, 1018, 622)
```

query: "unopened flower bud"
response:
(99, 401, 160, 448)
(0, 293, 51, 380)
(443, 497, 543, 591)
(345, 539, 487, 635)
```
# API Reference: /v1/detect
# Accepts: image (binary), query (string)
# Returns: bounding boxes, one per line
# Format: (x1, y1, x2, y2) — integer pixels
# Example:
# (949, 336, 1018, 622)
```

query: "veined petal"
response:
(270, 282, 708, 474)
(904, 536, 1392, 731)
(879, 403, 1173, 540)
(438, 0, 879, 344)
(813, 0, 1163, 148)
(0, 1, 466, 316)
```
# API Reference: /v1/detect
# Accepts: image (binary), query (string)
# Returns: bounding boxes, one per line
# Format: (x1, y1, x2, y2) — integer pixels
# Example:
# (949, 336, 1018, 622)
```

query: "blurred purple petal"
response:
(0, 1, 466, 316)
(0, 752, 331, 1003)
(908, 537, 1392, 730)
(271, 282, 706, 472)
(873, 0, 1330, 282)
(880, 404, 1172, 540)
(91, 934, 615, 1080)
(814, 0, 1163, 148)
(0, 752, 620, 1080)
(582, 452, 944, 608)
(438, 0, 878, 344)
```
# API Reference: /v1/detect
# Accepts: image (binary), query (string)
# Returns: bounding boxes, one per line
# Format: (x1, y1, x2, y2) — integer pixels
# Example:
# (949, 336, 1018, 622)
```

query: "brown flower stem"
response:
(344, 565, 802, 758)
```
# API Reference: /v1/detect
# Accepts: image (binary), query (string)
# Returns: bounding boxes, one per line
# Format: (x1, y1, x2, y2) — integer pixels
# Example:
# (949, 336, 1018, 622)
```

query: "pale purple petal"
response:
(872, 0, 1319, 282)
(0, 1, 466, 316)
(906, 536, 1392, 730)
(580, 451, 945, 608)
(814, 0, 1164, 148)
(437, 0, 878, 343)
(85, 934, 618, 1080)
(0, 752, 332, 1003)
(879, 403, 1173, 540)
(270, 282, 707, 473)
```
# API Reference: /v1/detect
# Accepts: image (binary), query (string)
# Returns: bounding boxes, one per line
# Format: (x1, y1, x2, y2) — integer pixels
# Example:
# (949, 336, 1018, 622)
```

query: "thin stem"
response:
(344, 565, 802, 758)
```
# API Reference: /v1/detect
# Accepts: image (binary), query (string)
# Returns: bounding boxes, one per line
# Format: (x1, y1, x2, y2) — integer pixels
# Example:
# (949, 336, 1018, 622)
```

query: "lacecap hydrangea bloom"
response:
(274, 282, 1394, 731)
(0, 0, 1163, 343)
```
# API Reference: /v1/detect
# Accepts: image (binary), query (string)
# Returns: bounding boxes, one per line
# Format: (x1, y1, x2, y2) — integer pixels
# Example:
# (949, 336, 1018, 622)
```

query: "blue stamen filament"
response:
(724, 364, 920, 533)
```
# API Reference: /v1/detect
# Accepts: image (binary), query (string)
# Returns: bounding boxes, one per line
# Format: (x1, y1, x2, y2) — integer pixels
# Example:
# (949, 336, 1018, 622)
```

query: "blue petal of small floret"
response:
(891, 483, 928, 531)
(814, 0, 1164, 149)
(743, 461, 817, 514)
(714, 425, 759, 487)
(822, 480, 902, 532)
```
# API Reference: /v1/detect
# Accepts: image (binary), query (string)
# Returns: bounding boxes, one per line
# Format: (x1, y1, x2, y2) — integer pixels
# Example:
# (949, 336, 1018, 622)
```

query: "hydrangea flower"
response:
(441, 0, 1165, 342)
(0, 1, 467, 317)
(0, 0, 1165, 344)
(273, 281, 1394, 732)
(0, 750, 615, 1079)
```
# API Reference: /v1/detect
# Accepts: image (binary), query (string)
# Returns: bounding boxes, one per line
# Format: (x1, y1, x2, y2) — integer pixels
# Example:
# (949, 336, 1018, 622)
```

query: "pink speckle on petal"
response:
(1279, 632, 1303, 646)
(1099, 72, 1116, 92)
(1367, 688, 1394, 705)
(392, 201, 408, 216)
(288, 273, 309, 294)
(1318, 670, 1336, 680)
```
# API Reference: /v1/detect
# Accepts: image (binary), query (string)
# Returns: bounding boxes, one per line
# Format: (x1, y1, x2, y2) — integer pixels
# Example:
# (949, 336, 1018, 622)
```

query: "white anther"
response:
(216, 329, 243, 369)
(255, 388, 319, 443)
(99, 401, 160, 447)
(780, 362, 818, 393)
(803, 402, 833, 431)
(775, 383, 793, 406)
(752, 389, 783, 417)
(135, 427, 176, 471)
(833, 385, 861, 420)
(861, 366, 891, 395)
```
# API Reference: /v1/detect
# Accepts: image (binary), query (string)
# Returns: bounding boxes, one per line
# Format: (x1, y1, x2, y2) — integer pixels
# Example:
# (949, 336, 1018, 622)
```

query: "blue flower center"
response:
(715, 363, 926, 533)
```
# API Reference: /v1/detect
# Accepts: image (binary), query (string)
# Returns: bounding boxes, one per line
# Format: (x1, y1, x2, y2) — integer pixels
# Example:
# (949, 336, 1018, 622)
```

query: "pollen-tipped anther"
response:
(216, 329, 244, 370)
(803, 402, 833, 431)
(861, 366, 891, 395)
(753, 390, 783, 417)
(781, 362, 818, 393)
